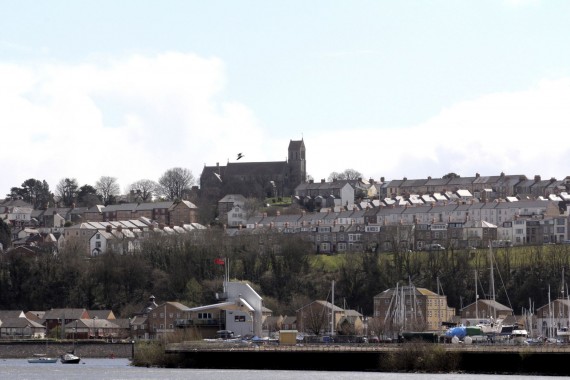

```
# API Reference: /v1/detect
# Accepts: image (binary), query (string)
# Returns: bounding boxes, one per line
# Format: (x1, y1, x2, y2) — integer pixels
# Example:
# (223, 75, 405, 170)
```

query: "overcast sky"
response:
(2, 0, 570, 196)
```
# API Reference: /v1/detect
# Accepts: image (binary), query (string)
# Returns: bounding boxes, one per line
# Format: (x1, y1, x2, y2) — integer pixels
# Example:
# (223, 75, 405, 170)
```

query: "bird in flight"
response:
(237, 153, 244, 160)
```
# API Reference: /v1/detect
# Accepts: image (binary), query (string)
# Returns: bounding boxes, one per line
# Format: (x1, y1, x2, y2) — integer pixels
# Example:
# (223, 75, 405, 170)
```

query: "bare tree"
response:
(95, 176, 121, 205)
(243, 197, 264, 219)
(304, 305, 330, 335)
(158, 167, 195, 200)
(56, 178, 79, 207)
(128, 179, 158, 202)
(327, 168, 363, 181)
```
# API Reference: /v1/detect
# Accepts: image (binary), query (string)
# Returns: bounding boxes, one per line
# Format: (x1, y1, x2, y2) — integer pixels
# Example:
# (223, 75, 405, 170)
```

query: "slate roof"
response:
(43, 308, 87, 320)
(0, 317, 44, 329)
(226, 161, 288, 176)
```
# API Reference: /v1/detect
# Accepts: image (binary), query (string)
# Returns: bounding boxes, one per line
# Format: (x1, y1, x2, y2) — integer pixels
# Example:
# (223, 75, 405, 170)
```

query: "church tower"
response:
(288, 139, 306, 193)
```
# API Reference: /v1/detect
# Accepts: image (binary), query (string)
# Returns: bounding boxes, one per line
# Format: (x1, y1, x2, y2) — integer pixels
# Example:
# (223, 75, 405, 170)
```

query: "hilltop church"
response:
(200, 139, 306, 199)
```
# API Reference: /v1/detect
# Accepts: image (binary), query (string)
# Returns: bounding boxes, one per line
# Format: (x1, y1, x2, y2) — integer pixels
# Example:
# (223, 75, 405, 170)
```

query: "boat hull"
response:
(28, 357, 58, 363)
(60, 353, 81, 364)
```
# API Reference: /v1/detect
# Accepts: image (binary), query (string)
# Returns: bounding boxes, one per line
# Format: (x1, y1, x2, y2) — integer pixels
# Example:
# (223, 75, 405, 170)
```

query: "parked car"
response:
(216, 330, 236, 339)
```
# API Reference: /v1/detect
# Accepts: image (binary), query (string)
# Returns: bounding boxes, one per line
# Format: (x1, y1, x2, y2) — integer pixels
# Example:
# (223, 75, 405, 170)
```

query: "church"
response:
(199, 139, 306, 199)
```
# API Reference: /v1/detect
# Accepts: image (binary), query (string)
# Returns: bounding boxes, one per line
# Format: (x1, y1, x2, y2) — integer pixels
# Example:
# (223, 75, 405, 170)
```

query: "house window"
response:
(96, 234, 100, 239)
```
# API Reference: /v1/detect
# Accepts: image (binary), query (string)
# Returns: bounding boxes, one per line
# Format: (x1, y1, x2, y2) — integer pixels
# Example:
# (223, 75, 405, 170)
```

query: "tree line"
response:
(6, 168, 196, 209)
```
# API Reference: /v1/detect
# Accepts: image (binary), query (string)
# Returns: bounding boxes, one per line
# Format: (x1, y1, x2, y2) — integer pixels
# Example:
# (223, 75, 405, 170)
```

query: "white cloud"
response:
(306, 77, 570, 182)
(2, 51, 569, 197)
(0, 52, 266, 194)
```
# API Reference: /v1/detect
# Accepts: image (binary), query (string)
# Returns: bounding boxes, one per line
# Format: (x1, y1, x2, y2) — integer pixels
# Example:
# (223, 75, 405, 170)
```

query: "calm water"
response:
(0, 358, 567, 380)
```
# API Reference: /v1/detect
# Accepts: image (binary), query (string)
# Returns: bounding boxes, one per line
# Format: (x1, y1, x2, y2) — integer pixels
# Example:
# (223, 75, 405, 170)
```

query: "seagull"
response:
(214, 172, 222, 182)
(236, 153, 244, 160)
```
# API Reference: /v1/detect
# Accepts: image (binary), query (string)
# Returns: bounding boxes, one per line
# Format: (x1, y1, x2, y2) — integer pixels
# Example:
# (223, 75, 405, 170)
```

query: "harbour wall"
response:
(0, 341, 134, 359)
(166, 344, 570, 375)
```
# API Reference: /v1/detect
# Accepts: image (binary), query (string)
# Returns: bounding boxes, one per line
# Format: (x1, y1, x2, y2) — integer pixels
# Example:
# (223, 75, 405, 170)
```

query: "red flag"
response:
(214, 258, 225, 265)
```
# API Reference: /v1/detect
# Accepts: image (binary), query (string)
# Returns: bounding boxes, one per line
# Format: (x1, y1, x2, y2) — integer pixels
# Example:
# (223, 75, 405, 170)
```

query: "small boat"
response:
(60, 352, 81, 364)
(511, 329, 529, 344)
(28, 354, 58, 363)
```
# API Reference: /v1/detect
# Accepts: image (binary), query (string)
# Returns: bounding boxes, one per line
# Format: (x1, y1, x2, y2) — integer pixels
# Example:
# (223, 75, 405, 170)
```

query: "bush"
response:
(380, 342, 459, 372)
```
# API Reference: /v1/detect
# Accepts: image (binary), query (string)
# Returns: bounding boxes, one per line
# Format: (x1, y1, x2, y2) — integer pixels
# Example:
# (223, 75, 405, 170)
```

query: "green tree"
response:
(10, 178, 53, 209)
(77, 185, 101, 208)
(0, 218, 11, 251)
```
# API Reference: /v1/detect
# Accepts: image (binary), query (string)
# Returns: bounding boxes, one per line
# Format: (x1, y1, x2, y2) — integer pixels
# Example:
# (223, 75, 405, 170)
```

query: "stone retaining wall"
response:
(0, 341, 134, 359)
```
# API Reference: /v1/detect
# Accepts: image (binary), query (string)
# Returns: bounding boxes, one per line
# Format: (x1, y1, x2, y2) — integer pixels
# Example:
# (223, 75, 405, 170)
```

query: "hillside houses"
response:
(65, 218, 207, 256)
(0, 199, 202, 255)
(233, 198, 568, 253)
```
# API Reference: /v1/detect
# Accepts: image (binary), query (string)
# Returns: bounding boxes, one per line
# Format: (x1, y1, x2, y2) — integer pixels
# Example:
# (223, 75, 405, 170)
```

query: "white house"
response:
(187, 281, 264, 338)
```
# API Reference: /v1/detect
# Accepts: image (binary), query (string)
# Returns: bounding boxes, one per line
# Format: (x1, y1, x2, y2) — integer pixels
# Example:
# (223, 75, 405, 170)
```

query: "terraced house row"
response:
(227, 198, 569, 254)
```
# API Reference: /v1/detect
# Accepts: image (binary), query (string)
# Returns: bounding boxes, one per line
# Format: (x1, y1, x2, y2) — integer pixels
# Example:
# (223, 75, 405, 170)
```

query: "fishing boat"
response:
(28, 354, 58, 363)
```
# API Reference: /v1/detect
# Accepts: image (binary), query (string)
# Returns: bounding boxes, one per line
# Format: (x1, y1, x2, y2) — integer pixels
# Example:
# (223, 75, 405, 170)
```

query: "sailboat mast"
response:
(331, 280, 335, 337)
(488, 243, 496, 318)
(437, 277, 441, 333)
(475, 270, 479, 319)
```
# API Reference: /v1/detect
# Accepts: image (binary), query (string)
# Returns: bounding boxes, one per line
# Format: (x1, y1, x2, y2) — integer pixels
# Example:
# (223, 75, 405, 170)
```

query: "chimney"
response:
(321, 179, 326, 183)
(117, 225, 122, 232)
(476, 173, 480, 178)
(534, 175, 541, 182)
(380, 177, 385, 182)
(106, 225, 112, 233)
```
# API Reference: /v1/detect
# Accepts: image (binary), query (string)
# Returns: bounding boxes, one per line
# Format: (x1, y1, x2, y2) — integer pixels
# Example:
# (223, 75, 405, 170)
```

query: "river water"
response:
(0, 358, 567, 380)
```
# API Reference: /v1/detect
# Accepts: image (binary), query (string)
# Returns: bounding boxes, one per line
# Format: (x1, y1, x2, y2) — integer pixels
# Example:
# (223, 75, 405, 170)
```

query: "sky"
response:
(1, 0, 570, 196)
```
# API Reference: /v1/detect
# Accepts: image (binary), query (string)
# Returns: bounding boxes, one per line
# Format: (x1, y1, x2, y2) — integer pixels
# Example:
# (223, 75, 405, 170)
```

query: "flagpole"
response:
(225, 257, 229, 282)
